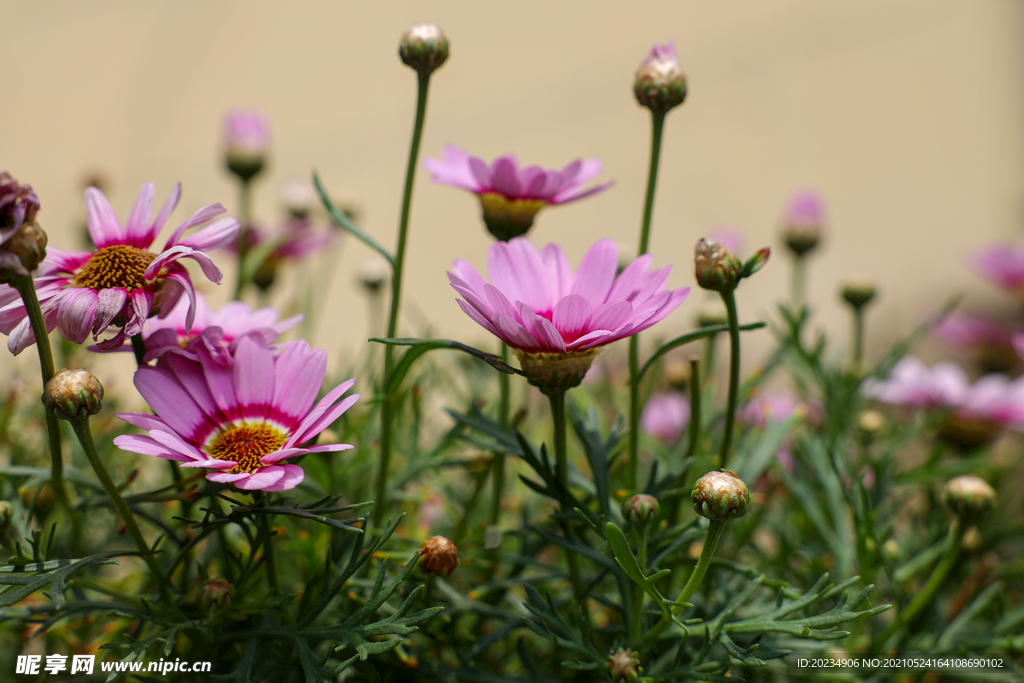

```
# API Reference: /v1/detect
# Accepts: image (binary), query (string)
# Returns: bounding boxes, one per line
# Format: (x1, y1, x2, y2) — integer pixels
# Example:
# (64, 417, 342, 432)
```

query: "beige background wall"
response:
(3, 0, 1024, 386)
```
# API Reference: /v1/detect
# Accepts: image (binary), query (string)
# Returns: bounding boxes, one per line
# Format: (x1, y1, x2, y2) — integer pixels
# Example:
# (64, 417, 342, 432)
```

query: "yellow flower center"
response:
(206, 422, 288, 474)
(73, 245, 157, 291)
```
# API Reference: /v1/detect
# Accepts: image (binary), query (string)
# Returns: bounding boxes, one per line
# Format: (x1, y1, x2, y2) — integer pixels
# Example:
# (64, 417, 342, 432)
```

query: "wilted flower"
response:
(0, 183, 239, 355)
(425, 145, 613, 241)
(43, 369, 104, 422)
(633, 41, 686, 114)
(1, 222, 47, 279)
(781, 191, 825, 256)
(224, 109, 269, 181)
(0, 172, 43, 277)
(98, 291, 301, 364)
(399, 22, 450, 75)
(692, 469, 750, 521)
(419, 535, 459, 576)
(449, 238, 688, 394)
(640, 392, 690, 444)
(113, 337, 359, 491)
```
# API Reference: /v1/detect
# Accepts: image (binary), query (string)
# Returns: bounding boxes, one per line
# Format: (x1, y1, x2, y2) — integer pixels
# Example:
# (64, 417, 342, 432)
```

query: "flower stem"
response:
(851, 306, 865, 374)
(490, 343, 511, 527)
(718, 290, 741, 469)
(877, 522, 965, 647)
(257, 495, 280, 596)
(549, 390, 586, 603)
(130, 333, 147, 367)
(629, 525, 650, 643)
(628, 111, 667, 491)
(375, 72, 433, 526)
(10, 276, 66, 505)
(70, 415, 168, 599)
(233, 178, 253, 300)
(791, 253, 806, 311)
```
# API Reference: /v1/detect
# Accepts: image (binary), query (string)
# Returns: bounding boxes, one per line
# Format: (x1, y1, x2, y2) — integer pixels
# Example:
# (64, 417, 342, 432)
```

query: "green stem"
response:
(374, 72, 433, 526)
(851, 306, 865, 374)
(490, 343, 511, 527)
(791, 253, 806, 311)
(629, 526, 650, 643)
(70, 416, 168, 600)
(454, 464, 490, 545)
(640, 519, 727, 647)
(257, 496, 280, 596)
(130, 333, 147, 367)
(11, 276, 66, 506)
(718, 290, 741, 469)
(233, 178, 253, 300)
(670, 358, 702, 525)
(627, 111, 667, 491)
(878, 522, 965, 646)
(549, 390, 586, 603)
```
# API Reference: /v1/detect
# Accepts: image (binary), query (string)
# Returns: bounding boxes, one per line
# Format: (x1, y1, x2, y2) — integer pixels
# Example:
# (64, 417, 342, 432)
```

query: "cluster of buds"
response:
(781, 191, 825, 257)
(694, 238, 770, 293)
(840, 278, 878, 310)
(42, 369, 104, 422)
(942, 475, 996, 522)
(0, 172, 46, 280)
(399, 22, 449, 75)
(224, 109, 270, 182)
(622, 494, 660, 528)
(420, 535, 459, 577)
(606, 648, 642, 682)
(633, 42, 687, 114)
(692, 469, 749, 521)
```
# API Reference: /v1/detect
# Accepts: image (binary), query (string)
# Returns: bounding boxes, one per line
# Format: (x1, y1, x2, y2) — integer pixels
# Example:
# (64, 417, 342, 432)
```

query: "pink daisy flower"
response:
(641, 392, 690, 444)
(0, 183, 238, 355)
(973, 240, 1024, 294)
(424, 145, 613, 240)
(935, 312, 1018, 372)
(96, 291, 302, 364)
(449, 238, 688, 392)
(114, 337, 359, 491)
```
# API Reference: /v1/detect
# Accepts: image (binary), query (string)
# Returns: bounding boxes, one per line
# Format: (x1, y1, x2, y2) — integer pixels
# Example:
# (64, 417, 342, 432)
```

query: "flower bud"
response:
(622, 494, 660, 527)
(280, 178, 318, 219)
(0, 501, 10, 532)
(0, 172, 40, 241)
(419, 535, 459, 577)
(695, 238, 741, 293)
(856, 409, 886, 437)
(942, 475, 996, 522)
(42, 369, 104, 422)
(633, 42, 687, 114)
(399, 23, 449, 75)
(199, 578, 233, 611)
(606, 648, 642, 682)
(692, 469, 750, 521)
(841, 278, 877, 309)
(740, 247, 771, 279)
(224, 109, 269, 182)
(781, 192, 824, 256)
(0, 222, 48, 279)
(517, 350, 598, 397)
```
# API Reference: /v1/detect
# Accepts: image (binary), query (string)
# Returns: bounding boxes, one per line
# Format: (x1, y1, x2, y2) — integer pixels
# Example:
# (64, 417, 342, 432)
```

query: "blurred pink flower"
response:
(784, 191, 825, 227)
(0, 183, 238, 355)
(224, 109, 270, 156)
(425, 145, 613, 240)
(98, 291, 302, 364)
(707, 226, 745, 257)
(739, 394, 806, 428)
(934, 312, 1018, 371)
(449, 238, 689, 356)
(641, 392, 690, 444)
(114, 337, 359, 491)
(973, 240, 1024, 294)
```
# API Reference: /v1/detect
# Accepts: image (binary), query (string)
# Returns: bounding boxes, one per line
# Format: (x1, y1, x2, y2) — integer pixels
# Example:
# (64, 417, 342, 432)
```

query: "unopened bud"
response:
(200, 578, 234, 610)
(740, 247, 770, 279)
(0, 222, 48, 279)
(419, 535, 459, 577)
(42, 369, 104, 422)
(692, 469, 750, 521)
(622, 494, 660, 527)
(857, 409, 886, 436)
(942, 475, 996, 522)
(606, 648, 642, 682)
(633, 42, 687, 114)
(841, 278, 877, 309)
(0, 172, 40, 240)
(0, 501, 10, 531)
(281, 178, 318, 219)
(782, 192, 825, 256)
(399, 23, 449, 75)
(881, 538, 900, 562)
(695, 238, 741, 293)
(224, 109, 269, 182)
(358, 257, 390, 294)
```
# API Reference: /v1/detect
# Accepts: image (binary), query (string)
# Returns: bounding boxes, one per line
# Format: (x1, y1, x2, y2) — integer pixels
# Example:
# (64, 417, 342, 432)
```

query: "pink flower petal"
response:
(124, 183, 155, 248)
(552, 294, 592, 341)
(84, 187, 125, 248)
(570, 240, 618, 305)
(261, 464, 305, 491)
(56, 287, 99, 344)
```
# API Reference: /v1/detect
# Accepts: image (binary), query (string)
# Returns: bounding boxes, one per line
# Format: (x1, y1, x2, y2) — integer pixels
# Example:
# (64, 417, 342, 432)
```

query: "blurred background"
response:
(3, 0, 1024, 383)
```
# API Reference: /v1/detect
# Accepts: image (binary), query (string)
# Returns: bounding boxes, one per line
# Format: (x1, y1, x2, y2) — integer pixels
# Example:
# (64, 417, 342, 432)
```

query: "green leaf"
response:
(371, 337, 521, 394)
(313, 171, 394, 266)
(0, 553, 124, 609)
(639, 322, 766, 381)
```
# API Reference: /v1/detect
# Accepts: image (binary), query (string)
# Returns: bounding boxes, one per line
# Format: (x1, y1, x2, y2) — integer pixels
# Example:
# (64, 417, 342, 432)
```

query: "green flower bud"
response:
(606, 648, 642, 682)
(0, 222, 47, 280)
(942, 475, 996, 522)
(399, 23, 449, 75)
(42, 369, 104, 422)
(694, 238, 741, 293)
(692, 469, 749, 521)
(622, 494, 660, 527)
(840, 278, 877, 309)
